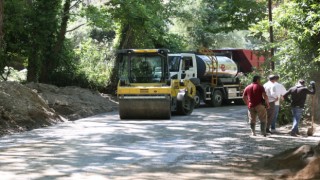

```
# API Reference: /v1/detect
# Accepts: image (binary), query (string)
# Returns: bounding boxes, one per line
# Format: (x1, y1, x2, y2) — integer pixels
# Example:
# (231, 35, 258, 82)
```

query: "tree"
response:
(0, 0, 5, 76)
(103, 0, 185, 49)
(1, 0, 30, 81)
(39, 0, 72, 83)
(179, 0, 267, 48)
(102, 0, 187, 92)
(250, 0, 320, 123)
(0, 0, 3, 48)
(274, 0, 320, 120)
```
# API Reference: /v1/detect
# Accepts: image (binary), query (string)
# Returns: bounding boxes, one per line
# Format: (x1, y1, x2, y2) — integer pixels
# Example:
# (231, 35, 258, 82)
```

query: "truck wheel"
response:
(207, 90, 223, 107)
(177, 95, 195, 115)
(194, 91, 201, 108)
(213, 90, 223, 107)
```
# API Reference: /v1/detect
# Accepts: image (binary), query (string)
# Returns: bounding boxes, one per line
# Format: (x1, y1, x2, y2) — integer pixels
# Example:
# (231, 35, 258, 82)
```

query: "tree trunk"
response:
(39, 0, 71, 84)
(119, 24, 133, 49)
(106, 24, 134, 93)
(54, 0, 70, 55)
(26, 48, 39, 82)
(0, 0, 4, 49)
(314, 72, 320, 123)
(25, 0, 40, 82)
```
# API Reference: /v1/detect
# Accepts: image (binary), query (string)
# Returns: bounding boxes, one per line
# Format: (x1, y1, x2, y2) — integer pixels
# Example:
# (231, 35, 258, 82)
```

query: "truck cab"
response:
(169, 53, 197, 80)
(168, 52, 244, 108)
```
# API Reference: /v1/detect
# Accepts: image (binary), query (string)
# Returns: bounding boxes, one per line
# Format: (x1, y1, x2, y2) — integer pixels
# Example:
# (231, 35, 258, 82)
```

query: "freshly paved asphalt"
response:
(0, 105, 319, 179)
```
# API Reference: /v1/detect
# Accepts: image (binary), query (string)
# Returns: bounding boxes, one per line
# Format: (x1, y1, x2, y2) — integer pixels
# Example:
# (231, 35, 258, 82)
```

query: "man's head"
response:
(268, 74, 277, 82)
(298, 79, 305, 86)
(253, 75, 261, 83)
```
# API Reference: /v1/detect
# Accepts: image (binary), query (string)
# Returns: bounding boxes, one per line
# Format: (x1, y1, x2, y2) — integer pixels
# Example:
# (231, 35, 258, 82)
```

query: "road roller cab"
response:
(117, 49, 196, 119)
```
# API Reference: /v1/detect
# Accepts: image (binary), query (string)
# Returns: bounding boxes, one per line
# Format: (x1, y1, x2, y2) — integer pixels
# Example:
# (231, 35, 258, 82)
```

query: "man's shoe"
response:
(291, 133, 297, 137)
(271, 129, 278, 134)
(266, 129, 273, 134)
(296, 131, 300, 135)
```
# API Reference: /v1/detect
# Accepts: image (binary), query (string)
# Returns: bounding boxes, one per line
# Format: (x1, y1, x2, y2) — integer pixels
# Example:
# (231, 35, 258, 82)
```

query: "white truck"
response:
(168, 51, 244, 107)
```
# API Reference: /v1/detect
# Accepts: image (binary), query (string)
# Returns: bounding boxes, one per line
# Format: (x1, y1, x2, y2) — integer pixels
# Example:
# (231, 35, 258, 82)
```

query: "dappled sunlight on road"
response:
(0, 106, 319, 179)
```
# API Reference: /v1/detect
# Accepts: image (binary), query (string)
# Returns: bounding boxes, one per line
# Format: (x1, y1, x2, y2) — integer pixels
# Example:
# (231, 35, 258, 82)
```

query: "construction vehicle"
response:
(168, 49, 265, 107)
(117, 49, 196, 119)
(212, 48, 265, 73)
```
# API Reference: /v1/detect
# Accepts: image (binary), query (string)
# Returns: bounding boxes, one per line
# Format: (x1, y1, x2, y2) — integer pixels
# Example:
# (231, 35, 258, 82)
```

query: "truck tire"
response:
(194, 90, 201, 108)
(206, 90, 223, 107)
(177, 95, 195, 115)
(213, 90, 223, 107)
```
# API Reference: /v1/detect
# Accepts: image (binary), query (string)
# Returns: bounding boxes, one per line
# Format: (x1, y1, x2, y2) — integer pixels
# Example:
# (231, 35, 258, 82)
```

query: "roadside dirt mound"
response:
(258, 142, 320, 180)
(0, 82, 118, 136)
(0, 82, 63, 136)
(26, 83, 117, 120)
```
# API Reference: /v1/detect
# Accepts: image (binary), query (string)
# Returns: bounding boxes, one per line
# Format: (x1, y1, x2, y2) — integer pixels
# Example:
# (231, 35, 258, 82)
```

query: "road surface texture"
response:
(0, 105, 319, 180)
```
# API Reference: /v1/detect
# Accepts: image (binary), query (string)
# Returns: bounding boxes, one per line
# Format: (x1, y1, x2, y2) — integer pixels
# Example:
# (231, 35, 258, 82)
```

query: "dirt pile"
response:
(259, 142, 320, 180)
(26, 83, 117, 120)
(0, 82, 118, 136)
(0, 82, 63, 135)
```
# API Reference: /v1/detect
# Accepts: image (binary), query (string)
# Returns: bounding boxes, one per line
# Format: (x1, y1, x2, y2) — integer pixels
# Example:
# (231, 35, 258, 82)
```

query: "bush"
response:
(277, 101, 292, 126)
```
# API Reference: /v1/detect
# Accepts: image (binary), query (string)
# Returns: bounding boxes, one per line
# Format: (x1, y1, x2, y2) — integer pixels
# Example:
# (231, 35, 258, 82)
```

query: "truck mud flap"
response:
(118, 95, 171, 119)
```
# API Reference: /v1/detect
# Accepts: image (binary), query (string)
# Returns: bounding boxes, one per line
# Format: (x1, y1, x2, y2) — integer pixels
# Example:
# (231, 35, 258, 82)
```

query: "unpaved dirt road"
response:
(0, 105, 319, 180)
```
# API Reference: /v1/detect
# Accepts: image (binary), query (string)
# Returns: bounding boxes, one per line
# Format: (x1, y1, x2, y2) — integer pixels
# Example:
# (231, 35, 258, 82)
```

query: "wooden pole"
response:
(0, 0, 4, 49)
(268, 0, 275, 70)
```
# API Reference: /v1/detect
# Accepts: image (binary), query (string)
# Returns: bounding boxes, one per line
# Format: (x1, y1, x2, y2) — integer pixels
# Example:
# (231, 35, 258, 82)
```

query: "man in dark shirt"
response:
(283, 80, 316, 136)
(243, 75, 270, 136)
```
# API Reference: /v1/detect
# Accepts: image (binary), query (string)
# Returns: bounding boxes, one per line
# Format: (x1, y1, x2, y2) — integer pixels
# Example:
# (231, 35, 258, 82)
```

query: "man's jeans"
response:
(291, 107, 303, 134)
(266, 101, 275, 130)
(271, 105, 280, 130)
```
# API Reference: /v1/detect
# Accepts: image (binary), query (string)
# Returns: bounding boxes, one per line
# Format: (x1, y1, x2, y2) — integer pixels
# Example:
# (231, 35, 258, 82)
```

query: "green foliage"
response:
(177, 0, 267, 49)
(272, 2, 320, 82)
(2, 0, 64, 82)
(84, 5, 113, 29)
(155, 33, 187, 52)
(47, 39, 111, 90)
(238, 68, 262, 87)
(277, 101, 292, 126)
(74, 38, 114, 88)
(251, 1, 320, 81)
(249, 0, 320, 126)
(1, 0, 29, 78)
(200, 0, 266, 33)
(90, 28, 115, 43)
(105, 0, 186, 49)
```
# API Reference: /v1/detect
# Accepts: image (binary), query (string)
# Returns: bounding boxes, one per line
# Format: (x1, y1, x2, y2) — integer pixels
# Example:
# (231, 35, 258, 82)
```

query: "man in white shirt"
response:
(271, 75, 287, 133)
(263, 75, 278, 134)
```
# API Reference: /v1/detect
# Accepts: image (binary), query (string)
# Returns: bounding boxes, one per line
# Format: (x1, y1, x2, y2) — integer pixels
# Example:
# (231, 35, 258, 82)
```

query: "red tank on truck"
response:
(168, 49, 266, 107)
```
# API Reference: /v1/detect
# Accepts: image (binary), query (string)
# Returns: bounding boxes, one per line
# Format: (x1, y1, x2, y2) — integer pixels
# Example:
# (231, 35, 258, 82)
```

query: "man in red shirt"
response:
(243, 75, 270, 136)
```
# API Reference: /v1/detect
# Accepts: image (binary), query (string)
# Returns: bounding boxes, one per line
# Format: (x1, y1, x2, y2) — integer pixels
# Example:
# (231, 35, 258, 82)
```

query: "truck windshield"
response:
(119, 54, 165, 83)
(168, 56, 181, 72)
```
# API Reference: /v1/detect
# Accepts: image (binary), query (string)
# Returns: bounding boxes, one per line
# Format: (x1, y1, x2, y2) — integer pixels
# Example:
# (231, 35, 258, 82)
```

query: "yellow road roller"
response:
(117, 49, 196, 119)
